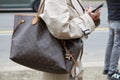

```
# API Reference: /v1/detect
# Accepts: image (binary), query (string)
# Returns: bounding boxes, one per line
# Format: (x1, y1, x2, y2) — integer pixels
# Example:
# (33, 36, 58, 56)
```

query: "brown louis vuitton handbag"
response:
(10, 0, 83, 74)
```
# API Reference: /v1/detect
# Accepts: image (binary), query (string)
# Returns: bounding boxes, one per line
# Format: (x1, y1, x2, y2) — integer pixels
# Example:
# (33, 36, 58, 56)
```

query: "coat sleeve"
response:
(39, 0, 96, 39)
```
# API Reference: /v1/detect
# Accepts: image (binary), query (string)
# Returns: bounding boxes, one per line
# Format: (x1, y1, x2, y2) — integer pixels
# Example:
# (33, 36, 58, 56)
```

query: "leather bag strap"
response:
(32, 0, 45, 25)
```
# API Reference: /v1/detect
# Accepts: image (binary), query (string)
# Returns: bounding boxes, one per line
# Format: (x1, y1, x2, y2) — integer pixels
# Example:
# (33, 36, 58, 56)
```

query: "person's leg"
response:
(107, 21, 120, 80)
(103, 28, 114, 74)
(108, 29, 120, 74)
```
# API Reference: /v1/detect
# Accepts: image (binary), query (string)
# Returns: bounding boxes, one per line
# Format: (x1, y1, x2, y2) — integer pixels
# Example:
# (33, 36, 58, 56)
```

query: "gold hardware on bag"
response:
(65, 53, 71, 60)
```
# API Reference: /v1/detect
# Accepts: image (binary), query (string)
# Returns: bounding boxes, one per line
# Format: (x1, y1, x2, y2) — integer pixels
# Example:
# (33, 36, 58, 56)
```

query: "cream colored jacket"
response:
(39, 0, 96, 39)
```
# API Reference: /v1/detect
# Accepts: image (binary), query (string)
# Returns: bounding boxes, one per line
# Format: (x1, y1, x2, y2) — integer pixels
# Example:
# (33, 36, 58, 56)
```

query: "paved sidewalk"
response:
(1, 61, 120, 80)
(0, 66, 107, 80)
(0, 61, 108, 80)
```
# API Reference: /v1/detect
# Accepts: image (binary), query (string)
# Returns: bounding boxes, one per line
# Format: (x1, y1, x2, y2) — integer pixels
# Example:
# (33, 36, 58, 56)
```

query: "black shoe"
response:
(103, 70, 108, 75)
(108, 72, 120, 80)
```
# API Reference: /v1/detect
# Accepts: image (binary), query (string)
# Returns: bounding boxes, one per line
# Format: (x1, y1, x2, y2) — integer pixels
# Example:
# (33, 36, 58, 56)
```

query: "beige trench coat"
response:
(39, 0, 96, 80)
(40, 0, 96, 39)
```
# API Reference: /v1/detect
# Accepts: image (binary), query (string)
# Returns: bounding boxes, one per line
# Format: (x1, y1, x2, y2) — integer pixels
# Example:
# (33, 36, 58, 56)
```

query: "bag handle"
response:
(32, 0, 45, 25)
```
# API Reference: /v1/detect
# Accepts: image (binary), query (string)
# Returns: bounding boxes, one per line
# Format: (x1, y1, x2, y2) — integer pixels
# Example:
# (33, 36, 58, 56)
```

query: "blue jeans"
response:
(104, 20, 120, 74)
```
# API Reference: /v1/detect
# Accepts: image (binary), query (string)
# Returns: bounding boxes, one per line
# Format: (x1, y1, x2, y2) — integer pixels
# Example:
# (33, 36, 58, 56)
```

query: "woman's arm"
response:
(39, 0, 97, 39)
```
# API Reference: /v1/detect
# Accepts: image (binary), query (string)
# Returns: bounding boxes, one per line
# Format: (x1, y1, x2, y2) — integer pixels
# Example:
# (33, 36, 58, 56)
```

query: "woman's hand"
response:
(86, 5, 101, 26)
(89, 9, 101, 21)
